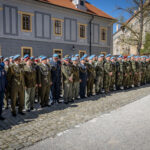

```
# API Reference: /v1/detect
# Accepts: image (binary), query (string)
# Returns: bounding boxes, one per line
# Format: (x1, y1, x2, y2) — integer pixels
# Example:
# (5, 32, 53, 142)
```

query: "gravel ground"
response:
(0, 85, 150, 150)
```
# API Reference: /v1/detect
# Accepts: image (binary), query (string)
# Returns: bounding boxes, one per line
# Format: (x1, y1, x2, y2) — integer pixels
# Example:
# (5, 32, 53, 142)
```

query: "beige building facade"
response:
(113, 1, 150, 55)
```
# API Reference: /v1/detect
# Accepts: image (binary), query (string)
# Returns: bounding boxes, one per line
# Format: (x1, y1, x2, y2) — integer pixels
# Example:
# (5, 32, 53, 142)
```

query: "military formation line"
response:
(0, 53, 150, 120)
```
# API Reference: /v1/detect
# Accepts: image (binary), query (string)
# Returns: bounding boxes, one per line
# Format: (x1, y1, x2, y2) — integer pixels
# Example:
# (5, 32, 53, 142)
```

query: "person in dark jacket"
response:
(0, 62, 7, 120)
(50, 54, 61, 104)
(79, 57, 87, 99)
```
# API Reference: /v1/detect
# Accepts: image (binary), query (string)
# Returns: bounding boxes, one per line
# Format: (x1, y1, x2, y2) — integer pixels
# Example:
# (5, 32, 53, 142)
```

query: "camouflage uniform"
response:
(104, 60, 112, 93)
(116, 60, 124, 89)
(4, 64, 9, 109)
(123, 61, 131, 88)
(38, 63, 51, 107)
(86, 63, 95, 96)
(141, 61, 147, 85)
(110, 61, 116, 90)
(146, 61, 150, 83)
(61, 63, 73, 103)
(24, 64, 37, 110)
(7, 63, 25, 115)
(130, 60, 136, 86)
(95, 61, 104, 93)
(72, 64, 80, 99)
(134, 60, 140, 86)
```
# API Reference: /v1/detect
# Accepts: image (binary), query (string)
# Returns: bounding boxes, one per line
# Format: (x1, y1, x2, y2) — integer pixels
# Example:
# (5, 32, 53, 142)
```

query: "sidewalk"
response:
(26, 94, 150, 150)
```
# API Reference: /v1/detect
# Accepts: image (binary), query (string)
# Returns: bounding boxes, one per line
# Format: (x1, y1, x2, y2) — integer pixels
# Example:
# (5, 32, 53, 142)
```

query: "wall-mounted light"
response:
(72, 45, 76, 51)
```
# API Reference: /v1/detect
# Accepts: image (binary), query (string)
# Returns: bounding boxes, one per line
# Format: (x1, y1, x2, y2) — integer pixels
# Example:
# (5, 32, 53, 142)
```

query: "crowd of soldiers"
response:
(0, 53, 150, 120)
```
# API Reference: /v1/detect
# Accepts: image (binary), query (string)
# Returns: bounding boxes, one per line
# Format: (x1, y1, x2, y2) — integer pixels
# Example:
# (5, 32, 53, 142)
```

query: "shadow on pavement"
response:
(0, 84, 150, 131)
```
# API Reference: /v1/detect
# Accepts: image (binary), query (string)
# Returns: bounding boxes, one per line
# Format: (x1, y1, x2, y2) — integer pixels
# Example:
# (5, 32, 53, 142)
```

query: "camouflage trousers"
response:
(63, 81, 72, 102)
(95, 75, 103, 93)
(4, 90, 9, 109)
(123, 73, 130, 88)
(11, 84, 24, 114)
(141, 71, 147, 84)
(133, 72, 138, 86)
(87, 77, 94, 96)
(116, 72, 123, 88)
(130, 73, 135, 86)
(146, 71, 150, 83)
(72, 81, 79, 99)
(104, 74, 111, 93)
(40, 84, 50, 107)
(110, 74, 116, 90)
(25, 87, 35, 110)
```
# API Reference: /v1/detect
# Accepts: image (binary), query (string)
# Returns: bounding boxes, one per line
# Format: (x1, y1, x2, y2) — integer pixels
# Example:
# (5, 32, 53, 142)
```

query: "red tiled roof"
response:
(85, 2, 115, 20)
(38, 0, 115, 20)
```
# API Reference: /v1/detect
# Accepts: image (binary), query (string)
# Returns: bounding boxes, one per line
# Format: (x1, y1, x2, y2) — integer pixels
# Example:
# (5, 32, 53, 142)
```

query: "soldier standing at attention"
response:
(50, 54, 61, 104)
(92, 55, 97, 94)
(72, 57, 80, 100)
(86, 56, 95, 97)
(38, 56, 52, 107)
(4, 58, 9, 72)
(146, 57, 150, 83)
(123, 56, 131, 89)
(116, 55, 124, 90)
(7, 55, 25, 116)
(0, 62, 7, 120)
(75, 54, 80, 62)
(9, 56, 14, 66)
(130, 55, 136, 88)
(92, 55, 97, 65)
(3, 58, 10, 109)
(79, 57, 87, 99)
(127, 56, 132, 88)
(95, 54, 104, 94)
(34, 57, 40, 103)
(83, 54, 88, 63)
(104, 54, 112, 94)
(134, 56, 140, 87)
(22, 54, 29, 66)
(61, 57, 73, 104)
(24, 57, 37, 112)
(110, 57, 116, 91)
(141, 56, 147, 85)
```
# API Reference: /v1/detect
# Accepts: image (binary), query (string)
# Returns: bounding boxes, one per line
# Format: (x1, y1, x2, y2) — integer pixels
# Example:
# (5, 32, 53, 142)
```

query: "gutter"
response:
(89, 15, 94, 55)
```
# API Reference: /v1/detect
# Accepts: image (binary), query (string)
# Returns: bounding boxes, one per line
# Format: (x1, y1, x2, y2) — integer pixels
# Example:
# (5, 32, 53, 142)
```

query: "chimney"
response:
(116, 24, 119, 32)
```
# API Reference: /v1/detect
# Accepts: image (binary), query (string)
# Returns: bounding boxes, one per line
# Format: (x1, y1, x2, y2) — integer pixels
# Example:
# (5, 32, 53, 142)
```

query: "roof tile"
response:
(39, 0, 115, 20)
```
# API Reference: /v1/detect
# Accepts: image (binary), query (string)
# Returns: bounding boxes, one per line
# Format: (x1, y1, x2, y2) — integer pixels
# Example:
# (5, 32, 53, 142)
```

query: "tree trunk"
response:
(137, 0, 144, 55)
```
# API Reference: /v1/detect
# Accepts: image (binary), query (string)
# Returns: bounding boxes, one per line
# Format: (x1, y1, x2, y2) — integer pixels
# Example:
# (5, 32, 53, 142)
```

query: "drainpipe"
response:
(89, 15, 94, 55)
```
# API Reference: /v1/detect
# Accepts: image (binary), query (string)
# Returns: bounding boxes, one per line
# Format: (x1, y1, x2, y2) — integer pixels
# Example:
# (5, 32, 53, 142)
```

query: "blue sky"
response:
(87, 0, 132, 33)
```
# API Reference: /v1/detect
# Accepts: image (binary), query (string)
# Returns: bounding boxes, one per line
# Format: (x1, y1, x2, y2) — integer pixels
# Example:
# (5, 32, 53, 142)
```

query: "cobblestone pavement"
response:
(0, 85, 150, 150)
(26, 95, 150, 150)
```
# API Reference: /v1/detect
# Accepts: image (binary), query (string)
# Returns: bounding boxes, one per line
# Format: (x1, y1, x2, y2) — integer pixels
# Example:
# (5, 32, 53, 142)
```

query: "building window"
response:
(21, 13, 32, 32)
(53, 19, 62, 36)
(79, 24, 86, 39)
(100, 27, 107, 42)
(80, 0, 84, 6)
(53, 49, 63, 59)
(21, 47, 33, 57)
(79, 50, 86, 58)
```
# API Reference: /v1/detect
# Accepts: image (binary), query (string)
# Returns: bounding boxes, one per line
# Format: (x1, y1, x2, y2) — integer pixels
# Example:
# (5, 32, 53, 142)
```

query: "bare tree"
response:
(117, 0, 150, 55)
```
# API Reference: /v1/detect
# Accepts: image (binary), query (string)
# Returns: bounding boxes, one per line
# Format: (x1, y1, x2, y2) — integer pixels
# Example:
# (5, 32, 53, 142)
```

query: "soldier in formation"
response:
(0, 53, 150, 120)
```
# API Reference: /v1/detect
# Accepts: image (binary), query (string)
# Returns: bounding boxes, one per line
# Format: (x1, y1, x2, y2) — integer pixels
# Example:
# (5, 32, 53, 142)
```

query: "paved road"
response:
(26, 95, 150, 150)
